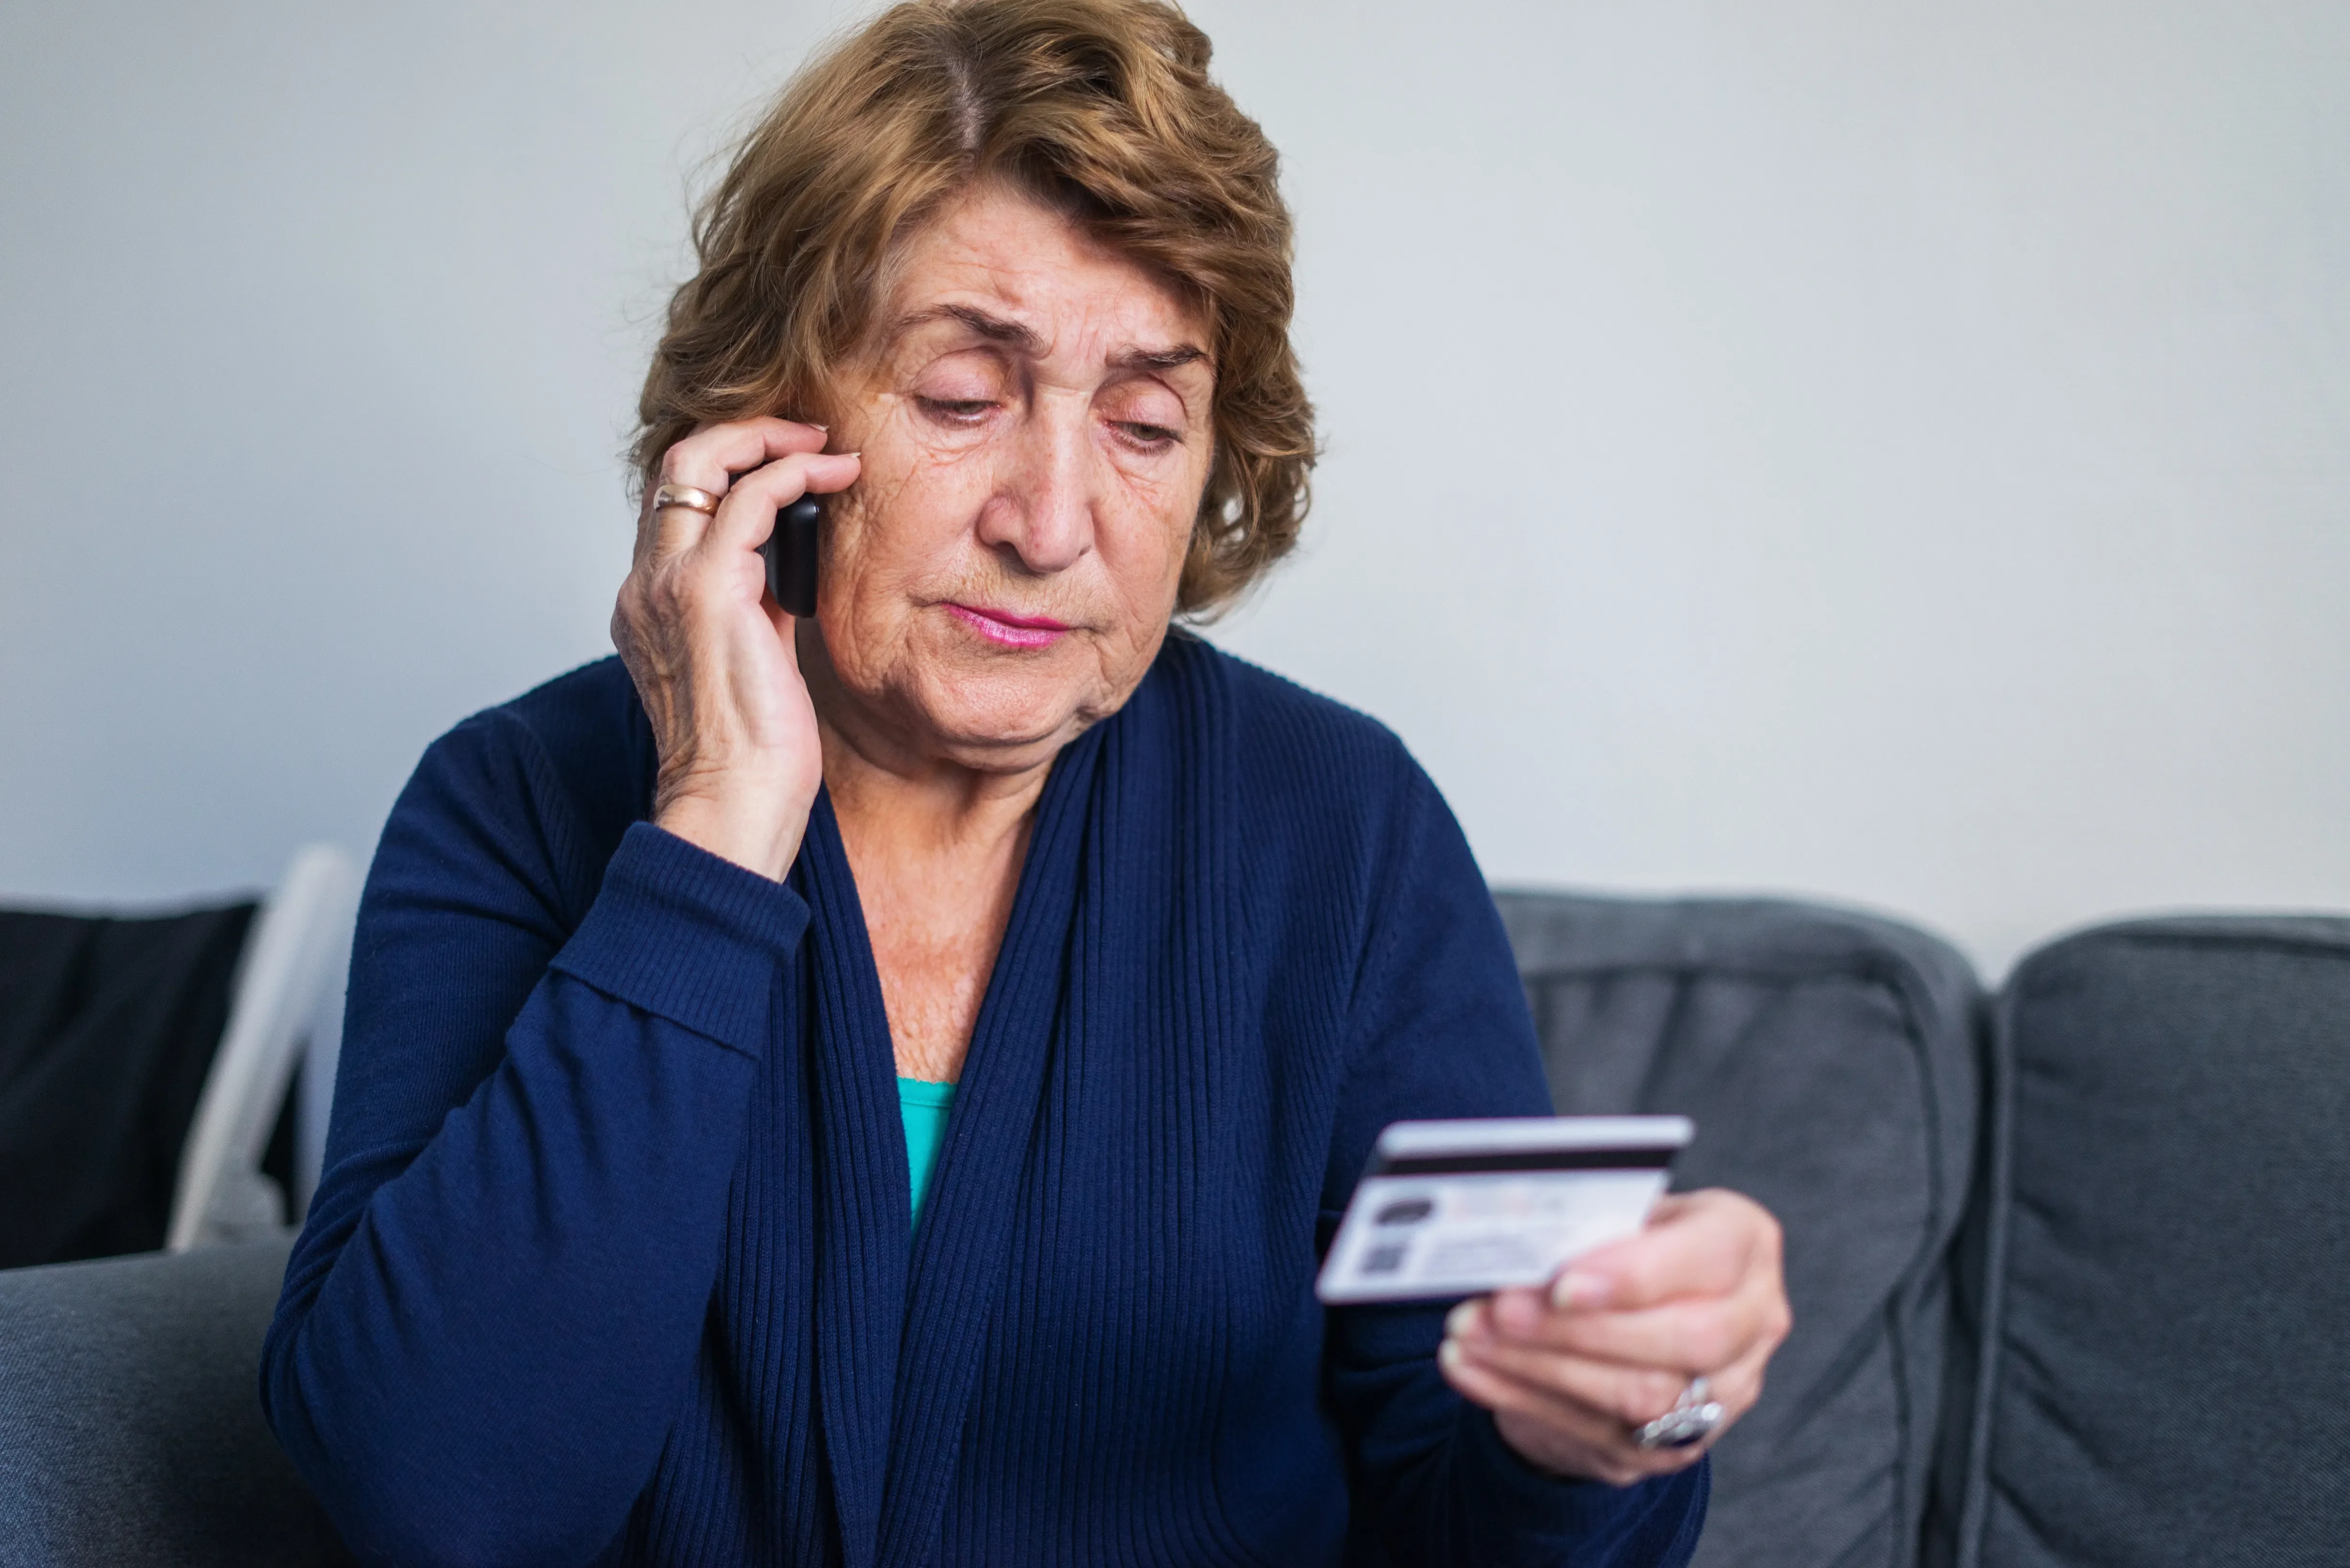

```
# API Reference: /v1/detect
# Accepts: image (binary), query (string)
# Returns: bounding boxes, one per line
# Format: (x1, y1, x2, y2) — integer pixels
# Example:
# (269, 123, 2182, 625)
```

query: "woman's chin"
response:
(911, 664, 1114, 765)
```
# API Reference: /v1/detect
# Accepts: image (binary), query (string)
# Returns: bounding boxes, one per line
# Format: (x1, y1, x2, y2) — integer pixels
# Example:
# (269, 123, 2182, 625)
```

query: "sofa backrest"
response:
(0, 1237, 349, 1567)
(1495, 890, 1983, 1568)
(1932, 916, 2350, 1568)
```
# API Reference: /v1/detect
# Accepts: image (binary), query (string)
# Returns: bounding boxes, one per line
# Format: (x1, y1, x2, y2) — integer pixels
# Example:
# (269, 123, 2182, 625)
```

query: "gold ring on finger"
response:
(652, 482, 722, 515)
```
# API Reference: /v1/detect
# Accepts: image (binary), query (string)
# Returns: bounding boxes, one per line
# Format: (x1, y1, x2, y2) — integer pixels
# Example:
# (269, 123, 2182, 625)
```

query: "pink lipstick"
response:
(946, 603, 1070, 650)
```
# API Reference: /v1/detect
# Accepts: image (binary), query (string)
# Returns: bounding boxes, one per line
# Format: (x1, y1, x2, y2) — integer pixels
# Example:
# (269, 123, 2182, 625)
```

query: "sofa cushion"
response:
(1945, 917, 2350, 1568)
(0, 901, 258, 1266)
(1494, 891, 1982, 1568)
(0, 1237, 349, 1566)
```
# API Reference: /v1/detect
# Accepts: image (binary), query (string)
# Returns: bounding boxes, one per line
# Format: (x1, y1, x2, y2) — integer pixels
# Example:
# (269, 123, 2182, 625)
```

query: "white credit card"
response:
(1316, 1115, 1693, 1305)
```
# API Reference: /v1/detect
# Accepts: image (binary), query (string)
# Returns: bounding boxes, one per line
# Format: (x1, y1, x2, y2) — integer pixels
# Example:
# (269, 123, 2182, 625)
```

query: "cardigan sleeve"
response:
(259, 710, 805, 1567)
(1321, 763, 1707, 1568)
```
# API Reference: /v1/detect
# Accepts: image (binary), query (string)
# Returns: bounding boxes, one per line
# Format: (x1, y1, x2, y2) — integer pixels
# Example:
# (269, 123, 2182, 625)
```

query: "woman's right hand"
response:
(611, 417, 861, 881)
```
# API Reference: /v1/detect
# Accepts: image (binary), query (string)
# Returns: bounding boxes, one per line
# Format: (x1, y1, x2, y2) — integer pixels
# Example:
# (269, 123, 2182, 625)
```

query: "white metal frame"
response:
(165, 843, 360, 1252)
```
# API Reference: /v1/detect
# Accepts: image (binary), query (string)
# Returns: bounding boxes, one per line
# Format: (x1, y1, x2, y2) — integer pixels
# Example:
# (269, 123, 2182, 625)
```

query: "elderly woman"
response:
(263, 2, 1789, 1563)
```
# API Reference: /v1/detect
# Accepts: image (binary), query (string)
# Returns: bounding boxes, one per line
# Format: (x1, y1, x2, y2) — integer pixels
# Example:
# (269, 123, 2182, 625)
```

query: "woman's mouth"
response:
(945, 603, 1071, 650)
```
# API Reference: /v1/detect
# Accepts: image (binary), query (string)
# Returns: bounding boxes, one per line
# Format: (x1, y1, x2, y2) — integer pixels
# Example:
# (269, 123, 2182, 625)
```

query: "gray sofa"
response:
(3, 901, 2344, 1567)
(1497, 898, 2350, 1568)
(0, 1236, 347, 1567)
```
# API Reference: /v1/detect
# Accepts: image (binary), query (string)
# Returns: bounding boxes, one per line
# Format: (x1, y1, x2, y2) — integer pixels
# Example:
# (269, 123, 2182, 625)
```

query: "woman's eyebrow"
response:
(893, 302, 1043, 353)
(1110, 344, 1209, 374)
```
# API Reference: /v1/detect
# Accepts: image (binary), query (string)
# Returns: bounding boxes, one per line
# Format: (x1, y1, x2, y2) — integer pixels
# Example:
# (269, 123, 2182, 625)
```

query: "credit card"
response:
(1315, 1115, 1692, 1305)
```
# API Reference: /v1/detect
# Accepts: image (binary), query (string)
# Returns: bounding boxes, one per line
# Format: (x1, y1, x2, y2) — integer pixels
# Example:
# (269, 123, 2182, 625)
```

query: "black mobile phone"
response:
(763, 495, 822, 618)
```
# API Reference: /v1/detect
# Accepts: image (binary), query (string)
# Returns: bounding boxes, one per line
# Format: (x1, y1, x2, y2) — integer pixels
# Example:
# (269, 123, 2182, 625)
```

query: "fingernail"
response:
(1445, 1300, 1479, 1339)
(1552, 1269, 1612, 1310)
(1438, 1338, 1466, 1371)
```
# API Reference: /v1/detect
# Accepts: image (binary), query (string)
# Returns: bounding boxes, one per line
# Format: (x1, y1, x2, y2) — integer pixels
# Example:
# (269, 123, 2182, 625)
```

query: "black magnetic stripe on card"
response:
(1370, 1147, 1680, 1177)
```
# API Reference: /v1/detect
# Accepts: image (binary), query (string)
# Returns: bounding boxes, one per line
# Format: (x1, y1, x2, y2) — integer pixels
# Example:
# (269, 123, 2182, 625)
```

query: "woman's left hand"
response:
(1437, 1188, 1792, 1486)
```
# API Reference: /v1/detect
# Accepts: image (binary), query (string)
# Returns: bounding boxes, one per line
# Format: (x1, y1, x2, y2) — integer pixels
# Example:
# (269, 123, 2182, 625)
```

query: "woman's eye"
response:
(916, 397, 996, 424)
(1117, 421, 1180, 449)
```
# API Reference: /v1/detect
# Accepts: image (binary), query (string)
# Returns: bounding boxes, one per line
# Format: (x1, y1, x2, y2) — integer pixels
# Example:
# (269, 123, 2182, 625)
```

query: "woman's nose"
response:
(978, 404, 1095, 575)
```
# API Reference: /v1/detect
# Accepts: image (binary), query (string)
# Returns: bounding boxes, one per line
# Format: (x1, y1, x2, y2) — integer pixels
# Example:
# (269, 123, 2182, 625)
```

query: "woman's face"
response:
(802, 182, 1216, 777)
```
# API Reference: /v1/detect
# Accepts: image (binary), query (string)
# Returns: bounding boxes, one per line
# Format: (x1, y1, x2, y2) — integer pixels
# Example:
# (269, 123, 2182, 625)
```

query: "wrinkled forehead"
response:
(871, 183, 1212, 374)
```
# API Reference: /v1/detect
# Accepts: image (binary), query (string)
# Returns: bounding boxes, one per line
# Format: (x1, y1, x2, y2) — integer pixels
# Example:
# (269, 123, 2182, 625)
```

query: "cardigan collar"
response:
(789, 721, 1109, 1568)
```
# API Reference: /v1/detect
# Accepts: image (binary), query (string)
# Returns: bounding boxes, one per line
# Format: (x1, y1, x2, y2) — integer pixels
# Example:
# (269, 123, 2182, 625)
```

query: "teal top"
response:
(897, 1077, 955, 1220)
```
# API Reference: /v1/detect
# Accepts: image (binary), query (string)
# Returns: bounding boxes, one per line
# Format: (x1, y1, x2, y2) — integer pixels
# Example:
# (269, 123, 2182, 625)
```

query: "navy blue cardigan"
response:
(263, 634, 1705, 1567)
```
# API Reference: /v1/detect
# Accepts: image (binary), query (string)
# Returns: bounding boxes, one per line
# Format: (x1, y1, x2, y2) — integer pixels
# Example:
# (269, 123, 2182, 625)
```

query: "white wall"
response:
(3, 0, 2344, 977)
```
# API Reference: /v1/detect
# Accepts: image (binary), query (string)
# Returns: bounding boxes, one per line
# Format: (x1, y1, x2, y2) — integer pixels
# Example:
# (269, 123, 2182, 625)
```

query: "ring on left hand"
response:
(652, 482, 722, 515)
(1632, 1376, 1725, 1450)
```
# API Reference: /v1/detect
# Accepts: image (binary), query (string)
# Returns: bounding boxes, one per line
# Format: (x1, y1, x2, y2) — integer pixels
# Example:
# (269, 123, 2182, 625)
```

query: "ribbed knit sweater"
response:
(261, 633, 1706, 1567)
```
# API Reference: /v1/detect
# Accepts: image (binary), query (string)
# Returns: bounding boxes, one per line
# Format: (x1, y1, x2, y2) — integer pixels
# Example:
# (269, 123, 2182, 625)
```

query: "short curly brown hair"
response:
(631, 0, 1315, 616)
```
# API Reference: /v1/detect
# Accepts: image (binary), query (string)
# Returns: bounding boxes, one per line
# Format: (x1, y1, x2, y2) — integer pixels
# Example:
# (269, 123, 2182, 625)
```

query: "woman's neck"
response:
(815, 714, 1051, 1085)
